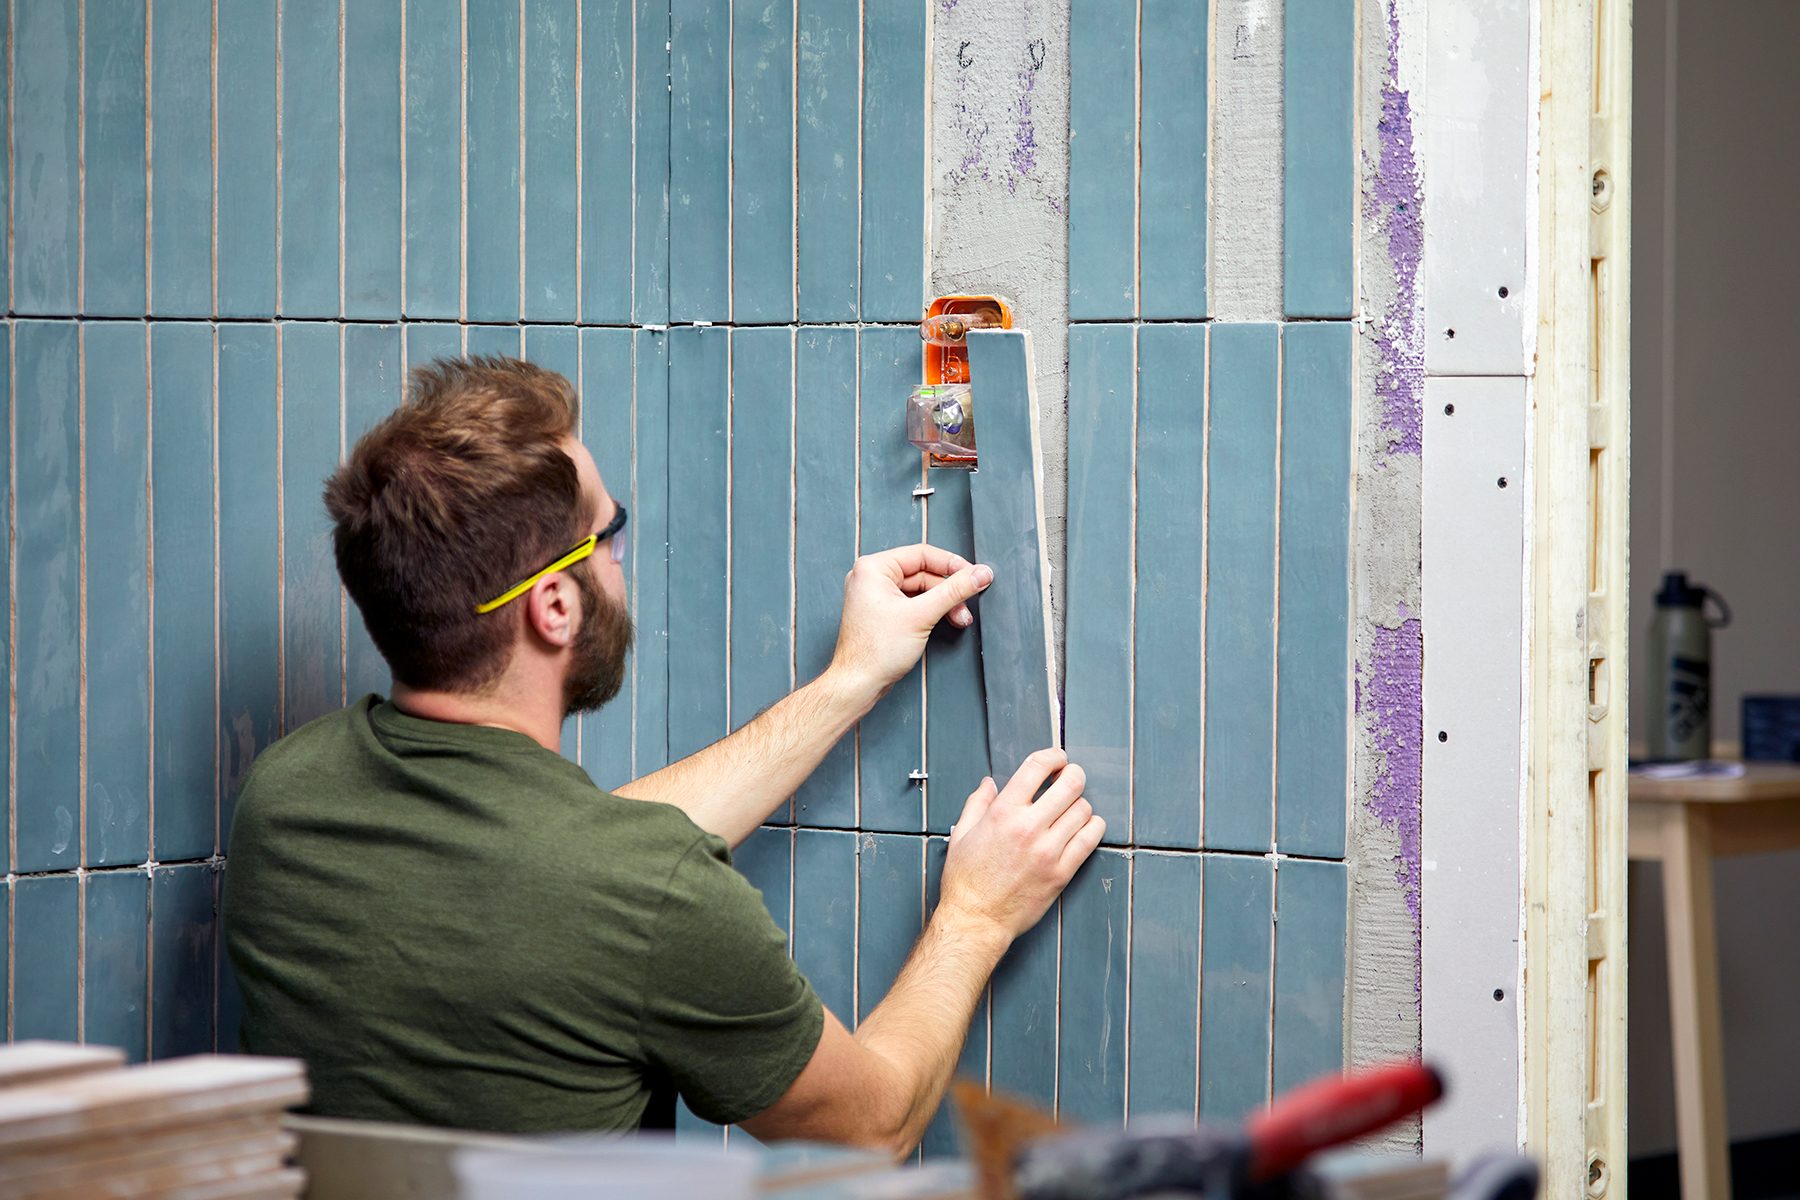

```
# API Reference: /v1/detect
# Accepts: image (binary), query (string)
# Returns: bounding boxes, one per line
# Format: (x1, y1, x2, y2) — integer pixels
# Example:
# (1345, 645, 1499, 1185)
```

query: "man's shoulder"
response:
(243, 698, 374, 783)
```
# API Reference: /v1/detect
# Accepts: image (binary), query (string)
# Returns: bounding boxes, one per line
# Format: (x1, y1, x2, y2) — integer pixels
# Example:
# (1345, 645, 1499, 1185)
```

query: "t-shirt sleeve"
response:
(639, 835, 825, 1126)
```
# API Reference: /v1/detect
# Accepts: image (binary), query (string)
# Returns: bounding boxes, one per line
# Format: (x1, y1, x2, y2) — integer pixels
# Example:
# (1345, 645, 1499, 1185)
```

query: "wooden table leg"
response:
(1662, 803, 1731, 1199)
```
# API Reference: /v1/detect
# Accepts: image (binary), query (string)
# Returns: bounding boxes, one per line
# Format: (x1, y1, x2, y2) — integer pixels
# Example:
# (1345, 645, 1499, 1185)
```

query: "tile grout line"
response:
(516, 0, 525, 327)
(207, 322, 220, 1048)
(337, 0, 346, 320)
(456, 0, 466, 323)
(77, 0, 87, 317)
(397, 0, 407, 318)
(274, 0, 284, 317)
(274, 324, 286, 740)
(573, 0, 582, 324)
(143, 0, 154, 315)
(77, 322, 89, 1037)
(208, 0, 217, 316)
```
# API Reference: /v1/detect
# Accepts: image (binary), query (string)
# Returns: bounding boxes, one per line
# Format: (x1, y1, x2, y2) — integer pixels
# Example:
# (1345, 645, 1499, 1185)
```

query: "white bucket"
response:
(455, 1134, 759, 1200)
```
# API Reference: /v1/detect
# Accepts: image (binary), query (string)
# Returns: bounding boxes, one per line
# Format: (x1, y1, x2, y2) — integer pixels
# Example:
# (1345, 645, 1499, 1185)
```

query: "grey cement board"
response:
(1211, 0, 1286, 321)
(930, 0, 1072, 678)
(1421, 377, 1525, 1158)
(1422, 0, 1532, 375)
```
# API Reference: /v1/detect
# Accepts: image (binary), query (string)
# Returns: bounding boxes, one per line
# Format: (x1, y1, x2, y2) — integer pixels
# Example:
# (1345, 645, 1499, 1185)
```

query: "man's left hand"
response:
(829, 544, 993, 698)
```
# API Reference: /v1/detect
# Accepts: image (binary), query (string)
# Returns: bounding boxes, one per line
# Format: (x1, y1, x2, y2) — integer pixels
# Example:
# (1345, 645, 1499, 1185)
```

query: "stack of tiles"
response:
(0, 1042, 308, 1199)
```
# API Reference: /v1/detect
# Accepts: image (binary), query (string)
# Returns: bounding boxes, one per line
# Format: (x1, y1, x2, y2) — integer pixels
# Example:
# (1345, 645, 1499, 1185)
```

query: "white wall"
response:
(1629, 0, 1800, 1155)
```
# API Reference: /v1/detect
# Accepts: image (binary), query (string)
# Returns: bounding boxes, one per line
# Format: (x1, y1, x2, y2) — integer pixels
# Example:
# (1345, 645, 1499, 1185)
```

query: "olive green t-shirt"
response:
(221, 696, 823, 1133)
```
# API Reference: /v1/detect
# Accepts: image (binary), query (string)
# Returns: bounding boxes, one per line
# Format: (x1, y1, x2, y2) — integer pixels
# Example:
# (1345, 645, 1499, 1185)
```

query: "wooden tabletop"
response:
(1629, 762, 1800, 804)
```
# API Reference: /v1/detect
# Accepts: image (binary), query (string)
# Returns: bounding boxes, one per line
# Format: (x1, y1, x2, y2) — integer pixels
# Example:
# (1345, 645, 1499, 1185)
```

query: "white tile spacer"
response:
(912, 484, 935, 498)
(908, 769, 929, 784)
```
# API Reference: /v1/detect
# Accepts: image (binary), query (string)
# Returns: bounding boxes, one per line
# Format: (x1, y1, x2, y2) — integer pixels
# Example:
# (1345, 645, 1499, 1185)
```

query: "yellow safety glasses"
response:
(474, 503, 628, 615)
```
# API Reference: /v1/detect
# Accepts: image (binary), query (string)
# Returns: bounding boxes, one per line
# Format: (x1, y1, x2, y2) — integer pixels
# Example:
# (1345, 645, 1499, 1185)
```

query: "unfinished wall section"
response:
(1347, 0, 1427, 1151)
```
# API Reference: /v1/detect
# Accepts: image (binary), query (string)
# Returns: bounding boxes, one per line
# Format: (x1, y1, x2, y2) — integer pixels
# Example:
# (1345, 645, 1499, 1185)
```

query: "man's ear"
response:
(522, 572, 578, 648)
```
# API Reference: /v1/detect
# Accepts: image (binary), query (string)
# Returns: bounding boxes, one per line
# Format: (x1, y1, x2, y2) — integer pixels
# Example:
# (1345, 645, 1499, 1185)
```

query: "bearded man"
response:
(222, 356, 1101, 1154)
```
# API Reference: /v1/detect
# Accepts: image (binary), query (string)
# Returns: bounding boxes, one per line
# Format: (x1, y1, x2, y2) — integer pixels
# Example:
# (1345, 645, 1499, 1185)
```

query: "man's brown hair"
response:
(325, 356, 596, 693)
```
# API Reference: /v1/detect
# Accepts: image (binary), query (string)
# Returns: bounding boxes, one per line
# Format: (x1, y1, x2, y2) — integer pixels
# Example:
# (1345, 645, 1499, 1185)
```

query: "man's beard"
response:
(564, 566, 634, 717)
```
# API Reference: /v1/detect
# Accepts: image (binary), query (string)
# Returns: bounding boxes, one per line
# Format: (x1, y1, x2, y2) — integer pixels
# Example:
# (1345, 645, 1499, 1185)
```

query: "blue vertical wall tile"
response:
(524, 0, 580, 322)
(464, 325, 522, 359)
(218, 919, 246, 1052)
(1059, 849, 1130, 1124)
(666, 327, 729, 760)
(1068, 3, 1137, 320)
(467, 0, 523, 322)
(1272, 859, 1347, 1095)
(966, 332, 1057, 781)
(730, 329, 795, 760)
(84, 323, 151, 867)
(856, 834, 924, 1025)
(150, 1, 213, 317)
(14, 875, 79, 1041)
(991, 904, 1058, 1109)
(1199, 854, 1273, 1120)
(633, 0, 672, 323)
(734, 825, 794, 940)
(793, 829, 856, 1022)
(216, 3, 278, 317)
(15, 322, 82, 873)
(152, 324, 218, 861)
(669, 0, 730, 321)
(922, 838, 986, 1157)
(345, 0, 403, 320)
(282, 324, 346, 731)
(1283, 0, 1357, 318)
(218, 326, 281, 848)
(578, 328, 636, 785)
(796, 0, 859, 322)
(732, 0, 796, 323)
(403, 0, 461, 319)
(84, 0, 149, 316)
(405, 323, 463, 371)
(1129, 852, 1200, 1119)
(857, 330, 924, 831)
(633, 329, 672, 773)
(1133, 326, 1206, 849)
(521, 326, 585, 762)
(1204, 324, 1279, 852)
(793, 328, 857, 827)
(13, 2, 79, 313)
(924, 468, 988, 835)
(1, 885, 9, 1035)
(1066, 326, 1134, 841)
(581, 0, 635, 323)
(152, 865, 218, 1058)
(1139, 0, 1208, 319)
(344, 324, 406, 700)
(1278, 324, 1353, 857)
(86, 871, 150, 1061)
(859, 3, 925, 322)
(281, 0, 343, 318)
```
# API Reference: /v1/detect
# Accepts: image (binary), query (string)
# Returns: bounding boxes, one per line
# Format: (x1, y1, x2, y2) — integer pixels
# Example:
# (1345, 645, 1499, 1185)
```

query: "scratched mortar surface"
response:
(929, 0, 1071, 675)
(1348, 0, 1427, 1152)
(1211, 0, 1286, 321)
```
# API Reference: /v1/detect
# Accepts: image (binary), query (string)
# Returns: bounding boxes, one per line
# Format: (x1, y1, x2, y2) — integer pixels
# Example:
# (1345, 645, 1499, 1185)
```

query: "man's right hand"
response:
(936, 749, 1105, 942)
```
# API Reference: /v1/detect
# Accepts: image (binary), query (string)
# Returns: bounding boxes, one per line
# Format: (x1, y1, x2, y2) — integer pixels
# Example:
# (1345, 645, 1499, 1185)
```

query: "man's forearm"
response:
(612, 667, 881, 845)
(853, 907, 1012, 1152)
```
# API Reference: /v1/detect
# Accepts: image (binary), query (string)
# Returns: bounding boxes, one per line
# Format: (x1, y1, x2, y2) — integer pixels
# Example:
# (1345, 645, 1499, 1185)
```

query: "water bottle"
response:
(1645, 571, 1732, 760)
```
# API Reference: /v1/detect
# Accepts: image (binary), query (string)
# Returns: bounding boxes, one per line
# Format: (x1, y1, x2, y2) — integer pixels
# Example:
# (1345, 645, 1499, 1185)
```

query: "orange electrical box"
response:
(914, 293, 1013, 466)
